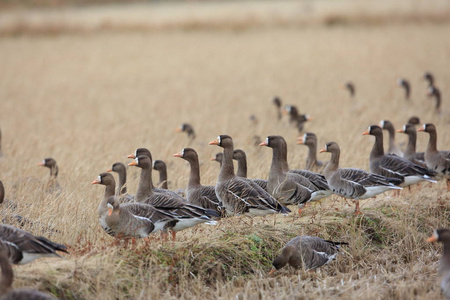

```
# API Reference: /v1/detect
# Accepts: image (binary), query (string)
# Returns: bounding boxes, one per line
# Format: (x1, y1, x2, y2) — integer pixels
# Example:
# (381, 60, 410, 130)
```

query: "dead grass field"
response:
(0, 1, 450, 299)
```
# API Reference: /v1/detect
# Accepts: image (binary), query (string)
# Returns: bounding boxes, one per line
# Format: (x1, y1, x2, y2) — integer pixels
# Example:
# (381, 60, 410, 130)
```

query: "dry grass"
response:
(0, 1, 450, 299)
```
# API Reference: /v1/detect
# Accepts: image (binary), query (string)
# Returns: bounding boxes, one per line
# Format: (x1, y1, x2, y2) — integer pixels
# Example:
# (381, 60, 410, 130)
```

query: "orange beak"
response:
(417, 127, 425, 132)
(173, 152, 182, 158)
(108, 207, 113, 216)
(176, 127, 182, 132)
(297, 137, 304, 144)
(268, 266, 277, 276)
(91, 179, 101, 185)
(127, 154, 136, 159)
(106, 168, 112, 172)
(307, 116, 313, 121)
(396, 129, 404, 133)
(209, 139, 220, 146)
(427, 233, 438, 243)
(361, 130, 370, 135)
(210, 157, 216, 161)
(38, 162, 45, 166)
(319, 148, 327, 153)
(259, 141, 268, 147)
(128, 161, 138, 166)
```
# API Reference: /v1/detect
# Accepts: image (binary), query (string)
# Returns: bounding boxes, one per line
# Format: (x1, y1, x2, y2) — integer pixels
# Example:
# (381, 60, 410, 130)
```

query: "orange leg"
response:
(354, 200, 362, 215)
(171, 231, 177, 241)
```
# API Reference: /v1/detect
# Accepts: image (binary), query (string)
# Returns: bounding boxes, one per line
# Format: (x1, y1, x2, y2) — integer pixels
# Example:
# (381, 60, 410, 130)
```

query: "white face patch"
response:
(422, 124, 427, 130)
(181, 149, 185, 157)
(152, 161, 156, 167)
(403, 125, 407, 131)
(397, 78, 402, 85)
(217, 136, 221, 144)
(135, 157, 139, 164)
(434, 229, 439, 240)
(107, 203, 114, 210)
(41, 160, 46, 165)
(265, 137, 269, 145)
(303, 133, 307, 141)
(368, 126, 371, 133)
(97, 175, 101, 183)
(179, 125, 184, 130)
(380, 120, 385, 128)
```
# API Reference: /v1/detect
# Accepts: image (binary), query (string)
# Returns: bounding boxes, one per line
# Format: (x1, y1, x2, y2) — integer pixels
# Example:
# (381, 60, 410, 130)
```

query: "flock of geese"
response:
(0, 72, 449, 299)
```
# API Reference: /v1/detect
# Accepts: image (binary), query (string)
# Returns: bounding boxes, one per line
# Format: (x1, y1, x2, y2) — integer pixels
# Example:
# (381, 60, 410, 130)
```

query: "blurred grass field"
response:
(0, 0, 450, 299)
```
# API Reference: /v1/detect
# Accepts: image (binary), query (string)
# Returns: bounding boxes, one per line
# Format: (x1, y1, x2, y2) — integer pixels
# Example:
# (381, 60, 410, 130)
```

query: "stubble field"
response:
(0, 1, 450, 299)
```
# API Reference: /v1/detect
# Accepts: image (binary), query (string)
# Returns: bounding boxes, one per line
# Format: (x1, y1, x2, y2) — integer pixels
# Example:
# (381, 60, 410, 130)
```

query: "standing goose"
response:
(396, 124, 426, 167)
(269, 236, 347, 274)
(363, 125, 437, 187)
(282, 105, 311, 133)
(209, 135, 290, 217)
(297, 132, 326, 172)
(397, 78, 411, 100)
(211, 153, 223, 167)
(427, 228, 450, 299)
(344, 81, 355, 97)
(128, 155, 219, 240)
(106, 162, 134, 202)
(0, 243, 57, 299)
(37, 158, 61, 193)
(260, 136, 330, 215)
(0, 224, 67, 265)
(153, 160, 169, 189)
(418, 123, 450, 189)
(176, 123, 196, 140)
(424, 72, 435, 87)
(427, 86, 442, 113)
(379, 120, 403, 156)
(320, 142, 402, 214)
(232, 149, 268, 191)
(273, 96, 282, 120)
(173, 148, 222, 214)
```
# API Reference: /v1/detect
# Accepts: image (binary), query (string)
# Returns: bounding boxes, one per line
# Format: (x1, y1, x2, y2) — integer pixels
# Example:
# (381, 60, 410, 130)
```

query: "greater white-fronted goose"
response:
(397, 78, 411, 100)
(424, 72, 435, 87)
(396, 124, 426, 167)
(92, 172, 116, 236)
(269, 236, 347, 275)
(128, 155, 219, 240)
(0, 224, 67, 265)
(37, 158, 61, 193)
(282, 105, 311, 133)
(0, 244, 57, 299)
(407, 116, 421, 126)
(106, 162, 134, 202)
(379, 120, 403, 156)
(232, 149, 268, 191)
(173, 148, 222, 214)
(427, 228, 450, 299)
(427, 86, 441, 113)
(153, 160, 168, 189)
(363, 125, 437, 187)
(211, 153, 223, 167)
(344, 81, 355, 97)
(320, 142, 402, 214)
(260, 136, 331, 214)
(209, 135, 290, 217)
(273, 96, 282, 120)
(418, 123, 450, 189)
(297, 132, 326, 172)
(176, 123, 196, 140)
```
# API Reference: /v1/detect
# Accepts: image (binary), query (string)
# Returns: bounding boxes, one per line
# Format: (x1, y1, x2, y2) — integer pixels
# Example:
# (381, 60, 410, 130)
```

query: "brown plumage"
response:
(153, 160, 169, 189)
(397, 78, 411, 100)
(106, 162, 134, 202)
(297, 132, 326, 172)
(232, 149, 268, 191)
(379, 120, 403, 156)
(396, 124, 426, 167)
(427, 228, 450, 299)
(37, 158, 61, 193)
(344, 81, 355, 97)
(176, 123, 196, 140)
(282, 105, 311, 133)
(211, 153, 223, 167)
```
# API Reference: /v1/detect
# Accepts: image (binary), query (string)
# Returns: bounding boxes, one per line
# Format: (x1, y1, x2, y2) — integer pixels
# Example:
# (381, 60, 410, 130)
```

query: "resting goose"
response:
(0, 244, 57, 299)
(211, 153, 223, 167)
(232, 149, 268, 191)
(260, 136, 331, 214)
(273, 97, 282, 120)
(128, 155, 219, 240)
(153, 160, 169, 189)
(173, 148, 222, 214)
(269, 236, 347, 274)
(363, 125, 437, 187)
(427, 86, 441, 113)
(209, 135, 290, 217)
(396, 124, 426, 167)
(344, 81, 355, 97)
(379, 120, 403, 156)
(106, 162, 134, 202)
(297, 132, 326, 172)
(427, 228, 450, 299)
(176, 123, 196, 140)
(418, 123, 450, 189)
(397, 78, 411, 100)
(0, 224, 67, 265)
(320, 142, 402, 214)
(37, 158, 61, 193)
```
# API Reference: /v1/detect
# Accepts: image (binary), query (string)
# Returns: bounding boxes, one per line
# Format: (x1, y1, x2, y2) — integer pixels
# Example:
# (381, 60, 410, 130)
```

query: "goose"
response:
(396, 124, 426, 167)
(92, 173, 178, 239)
(418, 123, 450, 189)
(344, 81, 355, 97)
(176, 123, 196, 140)
(320, 142, 402, 214)
(0, 243, 57, 299)
(269, 236, 347, 275)
(427, 228, 450, 299)
(211, 153, 223, 167)
(209, 135, 290, 217)
(37, 158, 61, 193)
(379, 120, 403, 156)
(106, 162, 134, 202)
(297, 132, 326, 172)
(427, 86, 441, 113)
(407, 116, 421, 126)
(173, 148, 222, 214)
(273, 96, 282, 120)
(424, 72, 435, 87)
(397, 78, 411, 100)
(153, 160, 168, 189)
(0, 224, 67, 265)
(282, 105, 311, 133)
(363, 125, 437, 187)
(128, 156, 219, 240)
(232, 149, 268, 191)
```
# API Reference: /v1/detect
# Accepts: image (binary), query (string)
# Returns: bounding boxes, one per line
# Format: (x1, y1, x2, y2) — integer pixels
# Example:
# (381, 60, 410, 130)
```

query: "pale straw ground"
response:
(0, 0, 449, 299)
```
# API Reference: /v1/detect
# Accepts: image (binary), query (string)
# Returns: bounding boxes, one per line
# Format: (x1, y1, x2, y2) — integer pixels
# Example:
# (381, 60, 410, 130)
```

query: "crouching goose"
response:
(269, 236, 347, 275)
(0, 243, 57, 299)
(232, 149, 268, 191)
(297, 132, 326, 172)
(37, 158, 61, 193)
(396, 124, 426, 167)
(427, 229, 450, 299)
(0, 224, 67, 265)
(418, 123, 450, 190)
(320, 142, 402, 214)
(106, 162, 134, 202)
(173, 148, 222, 214)
(209, 135, 290, 217)
(363, 125, 437, 187)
